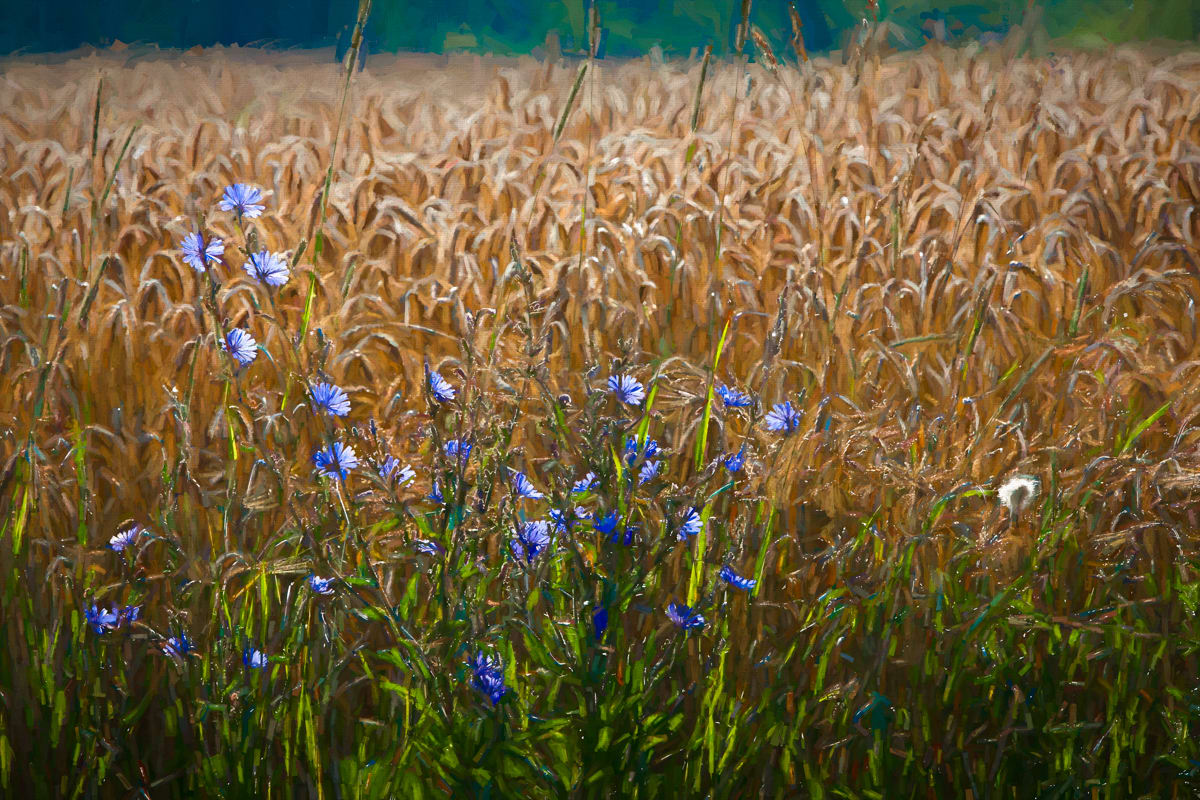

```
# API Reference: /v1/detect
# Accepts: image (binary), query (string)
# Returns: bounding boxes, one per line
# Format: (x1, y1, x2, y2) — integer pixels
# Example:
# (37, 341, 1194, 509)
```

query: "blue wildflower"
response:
(550, 506, 591, 533)
(678, 508, 703, 542)
(243, 646, 269, 669)
(429, 371, 456, 402)
(109, 525, 142, 552)
(470, 651, 508, 706)
(222, 328, 258, 366)
(310, 382, 350, 417)
(723, 447, 746, 473)
(611, 523, 637, 546)
(510, 470, 545, 500)
(85, 603, 140, 634)
(162, 632, 197, 660)
(218, 183, 265, 218)
(666, 602, 707, 630)
(624, 438, 660, 464)
(719, 565, 757, 591)
(378, 456, 416, 486)
(179, 231, 224, 272)
(637, 459, 660, 485)
(313, 441, 358, 480)
(608, 374, 646, 406)
(593, 511, 619, 536)
(444, 439, 472, 463)
(572, 472, 598, 494)
(428, 480, 444, 504)
(715, 383, 752, 408)
(764, 401, 802, 434)
(592, 607, 608, 641)
(308, 575, 335, 595)
(414, 539, 442, 555)
(85, 604, 118, 634)
(244, 249, 290, 287)
(510, 520, 552, 564)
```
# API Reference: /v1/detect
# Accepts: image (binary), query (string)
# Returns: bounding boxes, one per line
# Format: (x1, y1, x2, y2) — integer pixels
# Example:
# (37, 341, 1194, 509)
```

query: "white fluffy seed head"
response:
(997, 475, 1040, 516)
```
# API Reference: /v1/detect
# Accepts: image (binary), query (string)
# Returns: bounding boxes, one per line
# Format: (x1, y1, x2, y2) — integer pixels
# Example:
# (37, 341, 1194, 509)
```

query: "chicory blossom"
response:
(678, 508, 703, 542)
(162, 632, 197, 660)
(218, 183, 265, 218)
(723, 447, 746, 473)
(444, 439, 471, 463)
(637, 460, 660, 485)
(572, 472, 598, 494)
(243, 647, 269, 669)
(510, 520, 552, 564)
(666, 601, 706, 630)
(109, 525, 142, 552)
(608, 374, 645, 406)
(222, 328, 258, 366)
(715, 384, 753, 408)
(244, 249, 290, 287)
(719, 565, 757, 591)
(764, 401, 802, 434)
(511, 470, 545, 500)
(470, 651, 508, 706)
(429, 371, 456, 403)
(593, 511, 619, 536)
(313, 442, 358, 480)
(310, 382, 350, 417)
(180, 231, 224, 272)
(308, 575, 335, 595)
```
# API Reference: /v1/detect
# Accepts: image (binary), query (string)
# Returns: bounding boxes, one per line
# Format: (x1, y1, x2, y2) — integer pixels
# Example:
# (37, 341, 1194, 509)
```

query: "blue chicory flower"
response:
(593, 511, 619, 536)
(723, 447, 746, 473)
(218, 183, 265, 218)
(608, 374, 646, 406)
(414, 539, 443, 555)
(308, 575, 335, 595)
(310, 382, 350, 417)
(313, 441, 358, 480)
(180, 231, 224, 272)
(109, 525, 142, 552)
(222, 328, 258, 366)
(571, 472, 598, 494)
(764, 401, 802, 434)
(428, 371, 456, 402)
(715, 383, 752, 408)
(444, 439, 471, 463)
(719, 565, 757, 591)
(243, 646, 269, 669)
(510, 470, 544, 500)
(162, 632, 197, 660)
(678, 508, 703, 542)
(244, 249, 290, 287)
(510, 520, 552, 564)
(637, 460, 660, 485)
(666, 601, 706, 630)
(470, 651, 508, 706)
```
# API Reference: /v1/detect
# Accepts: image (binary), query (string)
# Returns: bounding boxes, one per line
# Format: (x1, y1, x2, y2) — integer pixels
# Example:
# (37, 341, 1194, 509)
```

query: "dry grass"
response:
(4, 45, 1200, 563)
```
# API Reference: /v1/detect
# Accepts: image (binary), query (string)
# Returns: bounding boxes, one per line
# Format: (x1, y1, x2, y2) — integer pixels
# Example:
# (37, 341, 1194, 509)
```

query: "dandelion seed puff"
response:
(997, 475, 1040, 516)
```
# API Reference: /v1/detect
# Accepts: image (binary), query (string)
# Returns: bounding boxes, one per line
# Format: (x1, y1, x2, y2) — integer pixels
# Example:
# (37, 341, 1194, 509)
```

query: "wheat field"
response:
(3, 42, 1200, 796)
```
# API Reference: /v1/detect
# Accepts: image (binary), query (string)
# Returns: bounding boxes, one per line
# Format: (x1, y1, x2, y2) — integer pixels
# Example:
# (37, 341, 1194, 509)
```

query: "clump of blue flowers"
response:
(470, 651, 508, 706)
